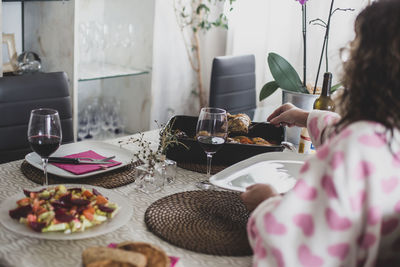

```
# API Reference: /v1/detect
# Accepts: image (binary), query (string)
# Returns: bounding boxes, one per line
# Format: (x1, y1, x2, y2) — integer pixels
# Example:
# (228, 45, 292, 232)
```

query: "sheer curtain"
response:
(226, 0, 371, 108)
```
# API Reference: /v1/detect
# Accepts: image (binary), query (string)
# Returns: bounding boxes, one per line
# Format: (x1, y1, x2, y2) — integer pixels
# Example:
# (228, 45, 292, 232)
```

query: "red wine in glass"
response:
(197, 136, 225, 154)
(28, 108, 62, 186)
(28, 135, 61, 158)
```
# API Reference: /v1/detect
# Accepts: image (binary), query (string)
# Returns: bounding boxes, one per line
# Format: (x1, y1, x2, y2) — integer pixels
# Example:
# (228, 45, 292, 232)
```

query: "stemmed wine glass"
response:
(196, 107, 228, 189)
(28, 109, 62, 186)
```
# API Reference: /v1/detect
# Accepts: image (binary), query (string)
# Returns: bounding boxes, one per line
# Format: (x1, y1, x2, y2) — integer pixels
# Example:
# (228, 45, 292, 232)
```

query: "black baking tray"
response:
(165, 115, 285, 166)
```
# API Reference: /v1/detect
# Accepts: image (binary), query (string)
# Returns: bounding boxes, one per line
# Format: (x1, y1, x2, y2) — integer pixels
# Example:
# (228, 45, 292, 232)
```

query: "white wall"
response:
(1, 2, 22, 66)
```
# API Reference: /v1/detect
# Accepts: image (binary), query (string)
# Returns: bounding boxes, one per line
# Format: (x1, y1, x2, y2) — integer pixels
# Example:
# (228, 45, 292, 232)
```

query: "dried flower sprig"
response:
(119, 119, 188, 172)
(157, 119, 189, 155)
(119, 133, 161, 171)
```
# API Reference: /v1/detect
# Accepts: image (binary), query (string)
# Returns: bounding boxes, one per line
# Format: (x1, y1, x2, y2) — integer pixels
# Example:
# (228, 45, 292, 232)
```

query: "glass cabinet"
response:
(2, 0, 155, 140)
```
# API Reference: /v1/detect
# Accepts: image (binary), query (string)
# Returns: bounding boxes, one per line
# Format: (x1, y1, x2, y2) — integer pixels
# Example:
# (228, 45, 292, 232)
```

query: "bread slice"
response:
(82, 247, 147, 267)
(86, 259, 137, 267)
(117, 242, 170, 267)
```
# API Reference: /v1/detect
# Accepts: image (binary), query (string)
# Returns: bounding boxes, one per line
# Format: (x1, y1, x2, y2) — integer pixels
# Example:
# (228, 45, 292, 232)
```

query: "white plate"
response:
(0, 184, 132, 240)
(25, 141, 133, 179)
(209, 152, 308, 193)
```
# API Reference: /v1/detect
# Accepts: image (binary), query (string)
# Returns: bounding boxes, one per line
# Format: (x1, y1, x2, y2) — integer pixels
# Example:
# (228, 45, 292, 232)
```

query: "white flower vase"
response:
(282, 89, 318, 145)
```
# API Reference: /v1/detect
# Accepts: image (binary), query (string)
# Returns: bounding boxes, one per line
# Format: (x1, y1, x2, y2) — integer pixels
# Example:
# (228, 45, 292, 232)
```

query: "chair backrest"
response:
(0, 72, 74, 164)
(209, 54, 257, 117)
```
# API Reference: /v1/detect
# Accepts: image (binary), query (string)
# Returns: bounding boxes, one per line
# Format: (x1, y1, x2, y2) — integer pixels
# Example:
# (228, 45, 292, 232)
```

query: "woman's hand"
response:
(267, 103, 309, 128)
(240, 184, 278, 211)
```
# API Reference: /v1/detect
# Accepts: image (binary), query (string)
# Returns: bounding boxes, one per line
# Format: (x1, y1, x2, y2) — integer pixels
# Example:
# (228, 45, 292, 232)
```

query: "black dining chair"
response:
(0, 72, 74, 164)
(209, 54, 257, 117)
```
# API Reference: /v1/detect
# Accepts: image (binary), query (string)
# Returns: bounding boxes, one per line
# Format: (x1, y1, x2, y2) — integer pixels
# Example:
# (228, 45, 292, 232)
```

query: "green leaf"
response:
(196, 4, 210, 14)
(267, 53, 308, 94)
(259, 81, 280, 101)
(199, 21, 205, 29)
(330, 83, 342, 93)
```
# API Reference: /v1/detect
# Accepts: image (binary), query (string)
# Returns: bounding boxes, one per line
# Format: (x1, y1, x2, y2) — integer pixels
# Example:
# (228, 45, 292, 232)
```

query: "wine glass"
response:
(196, 107, 228, 189)
(28, 109, 62, 186)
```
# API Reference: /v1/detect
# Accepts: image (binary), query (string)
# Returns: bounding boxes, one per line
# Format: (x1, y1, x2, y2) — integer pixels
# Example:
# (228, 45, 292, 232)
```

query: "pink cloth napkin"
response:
(107, 243, 180, 267)
(51, 150, 121, 175)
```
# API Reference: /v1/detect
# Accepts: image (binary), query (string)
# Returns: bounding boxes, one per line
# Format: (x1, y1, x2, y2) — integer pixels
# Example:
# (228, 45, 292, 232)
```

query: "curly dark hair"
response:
(336, 0, 400, 133)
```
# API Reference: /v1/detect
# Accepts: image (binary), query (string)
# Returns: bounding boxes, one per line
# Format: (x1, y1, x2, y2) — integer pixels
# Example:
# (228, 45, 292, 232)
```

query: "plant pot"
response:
(282, 89, 319, 145)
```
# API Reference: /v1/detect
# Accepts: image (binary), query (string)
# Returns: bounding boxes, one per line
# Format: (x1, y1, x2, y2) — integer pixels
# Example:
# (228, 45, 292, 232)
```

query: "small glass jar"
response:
(134, 163, 165, 194)
(164, 159, 177, 184)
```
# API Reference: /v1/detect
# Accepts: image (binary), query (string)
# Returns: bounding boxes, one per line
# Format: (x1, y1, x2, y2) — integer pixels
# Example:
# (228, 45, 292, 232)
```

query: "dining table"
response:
(0, 129, 253, 267)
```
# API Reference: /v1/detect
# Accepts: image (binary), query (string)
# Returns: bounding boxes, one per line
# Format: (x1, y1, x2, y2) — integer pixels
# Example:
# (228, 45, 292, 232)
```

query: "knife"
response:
(48, 156, 116, 164)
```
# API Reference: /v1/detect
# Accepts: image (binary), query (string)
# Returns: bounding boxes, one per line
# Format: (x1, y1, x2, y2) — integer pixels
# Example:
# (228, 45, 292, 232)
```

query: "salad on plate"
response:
(8, 185, 119, 234)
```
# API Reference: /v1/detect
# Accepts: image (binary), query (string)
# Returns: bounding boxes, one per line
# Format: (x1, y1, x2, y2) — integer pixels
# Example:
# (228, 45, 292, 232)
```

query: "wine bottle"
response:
(299, 72, 334, 154)
(313, 72, 335, 111)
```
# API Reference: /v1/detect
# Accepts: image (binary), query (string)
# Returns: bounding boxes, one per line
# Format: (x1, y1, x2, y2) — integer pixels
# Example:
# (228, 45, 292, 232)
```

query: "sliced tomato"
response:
(86, 206, 95, 214)
(37, 207, 47, 215)
(82, 190, 93, 198)
(70, 206, 77, 216)
(27, 214, 37, 223)
(95, 195, 108, 205)
(32, 198, 41, 213)
(17, 198, 31, 206)
(83, 209, 94, 221)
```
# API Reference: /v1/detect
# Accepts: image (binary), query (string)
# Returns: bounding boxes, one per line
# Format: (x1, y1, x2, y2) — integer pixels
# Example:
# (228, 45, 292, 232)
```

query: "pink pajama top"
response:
(248, 110, 400, 267)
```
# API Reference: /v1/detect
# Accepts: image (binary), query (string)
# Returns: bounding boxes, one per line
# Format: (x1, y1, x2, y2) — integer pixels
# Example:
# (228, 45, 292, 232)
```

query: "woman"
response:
(241, 0, 400, 266)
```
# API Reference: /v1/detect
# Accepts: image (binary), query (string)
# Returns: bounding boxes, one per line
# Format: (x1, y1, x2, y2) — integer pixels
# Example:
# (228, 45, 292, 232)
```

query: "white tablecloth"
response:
(0, 130, 252, 267)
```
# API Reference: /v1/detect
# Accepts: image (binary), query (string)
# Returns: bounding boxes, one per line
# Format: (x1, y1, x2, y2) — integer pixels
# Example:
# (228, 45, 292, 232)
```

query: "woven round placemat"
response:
(20, 160, 139, 189)
(144, 190, 252, 256)
(177, 162, 227, 174)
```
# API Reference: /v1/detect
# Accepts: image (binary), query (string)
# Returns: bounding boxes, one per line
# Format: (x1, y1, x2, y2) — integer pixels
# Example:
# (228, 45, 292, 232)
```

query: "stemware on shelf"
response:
(77, 97, 125, 141)
(27, 108, 62, 186)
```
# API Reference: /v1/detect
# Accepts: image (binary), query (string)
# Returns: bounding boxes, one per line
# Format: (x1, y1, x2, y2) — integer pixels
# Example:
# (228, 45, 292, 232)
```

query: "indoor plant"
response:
(259, 0, 353, 144)
(259, 0, 352, 101)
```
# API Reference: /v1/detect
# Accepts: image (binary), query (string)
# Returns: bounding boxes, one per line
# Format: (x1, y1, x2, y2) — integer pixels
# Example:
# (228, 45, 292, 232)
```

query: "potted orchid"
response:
(259, 0, 352, 101)
(259, 0, 353, 144)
